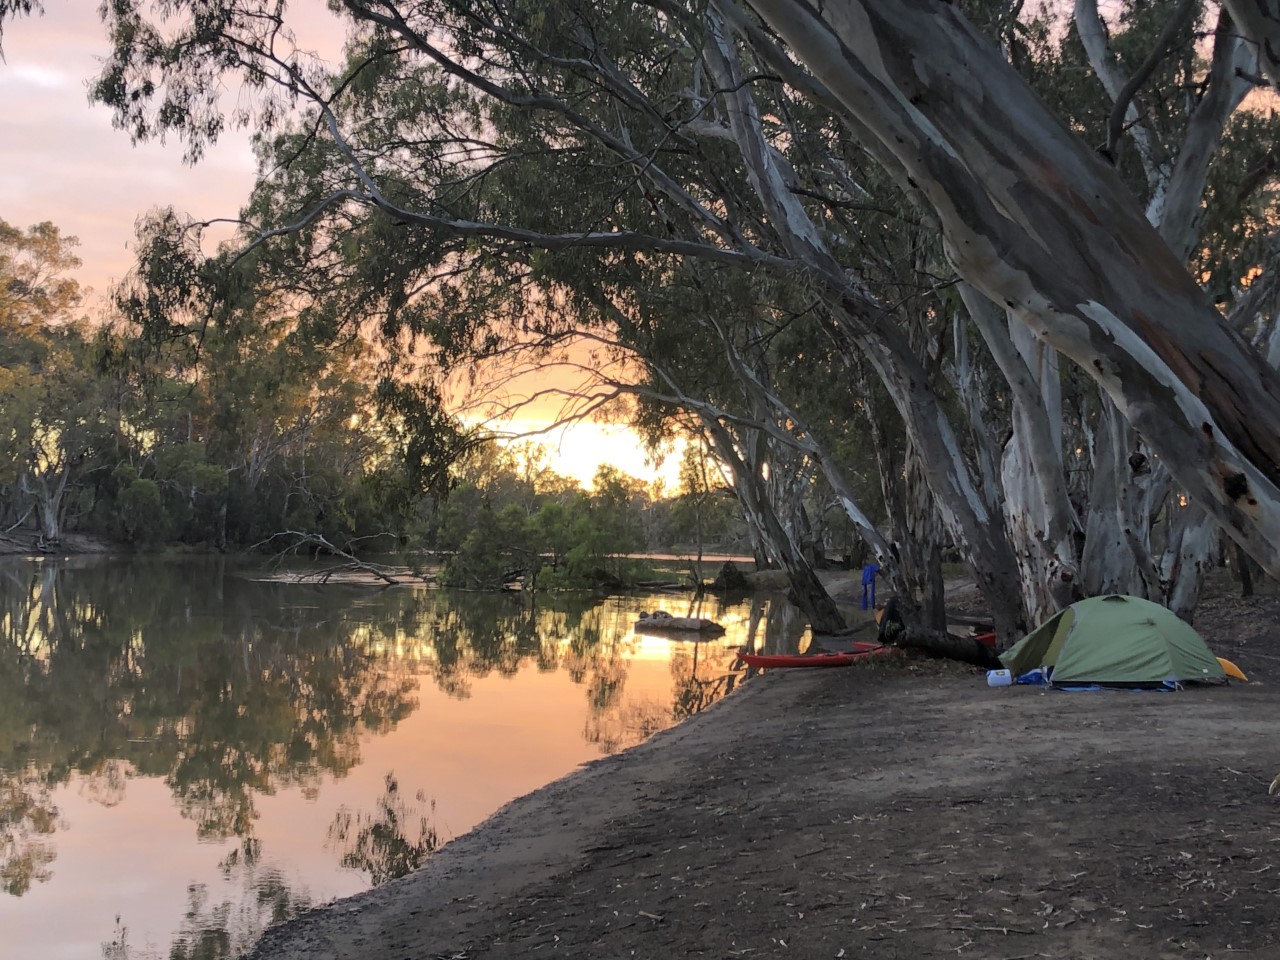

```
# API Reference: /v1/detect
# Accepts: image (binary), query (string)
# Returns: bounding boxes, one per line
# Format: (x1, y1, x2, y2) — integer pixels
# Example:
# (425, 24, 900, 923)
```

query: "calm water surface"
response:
(0, 556, 815, 960)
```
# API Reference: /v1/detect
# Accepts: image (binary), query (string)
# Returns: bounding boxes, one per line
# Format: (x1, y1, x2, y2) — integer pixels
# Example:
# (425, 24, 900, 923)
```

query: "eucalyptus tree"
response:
(0, 221, 117, 544)
(108, 211, 467, 549)
(742, 0, 1280, 594)
(533, 261, 904, 629)
(86, 0, 966, 631)
(80, 0, 1280, 641)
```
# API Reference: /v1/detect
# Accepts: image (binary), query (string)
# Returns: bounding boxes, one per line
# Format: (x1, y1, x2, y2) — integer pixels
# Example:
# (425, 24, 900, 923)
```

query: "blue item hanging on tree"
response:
(860, 564, 879, 610)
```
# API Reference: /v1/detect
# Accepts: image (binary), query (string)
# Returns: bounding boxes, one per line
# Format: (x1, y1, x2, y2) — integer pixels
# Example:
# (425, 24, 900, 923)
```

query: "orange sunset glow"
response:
(1, 6, 677, 487)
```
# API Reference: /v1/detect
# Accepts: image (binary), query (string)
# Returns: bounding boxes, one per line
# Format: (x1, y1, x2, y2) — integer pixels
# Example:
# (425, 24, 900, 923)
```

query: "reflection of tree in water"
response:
(96, 838, 312, 960)
(423, 593, 601, 697)
(155, 613, 420, 839)
(743, 594, 809, 655)
(582, 698, 669, 754)
(0, 767, 59, 896)
(578, 598, 749, 752)
(351, 588, 741, 756)
(423, 597, 552, 698)
(0, 558, 759, 917)
(0, 559, 425, 892)
(168, 841, 310, 960)
(0, 560, 633, 896)
(78, 758, 130, 808)
(669, 642, 741, 721)
(100, 917, 131, 960)
(327, 772, 439, 886)
(422, 594, 651, 751)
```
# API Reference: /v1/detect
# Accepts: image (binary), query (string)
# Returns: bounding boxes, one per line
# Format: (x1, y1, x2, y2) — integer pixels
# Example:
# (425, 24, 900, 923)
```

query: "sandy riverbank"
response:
(242, 578, 1280, 960)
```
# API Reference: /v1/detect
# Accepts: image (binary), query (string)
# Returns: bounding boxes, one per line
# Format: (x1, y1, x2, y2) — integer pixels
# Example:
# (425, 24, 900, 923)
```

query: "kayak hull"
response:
(738, 641, 892, 669)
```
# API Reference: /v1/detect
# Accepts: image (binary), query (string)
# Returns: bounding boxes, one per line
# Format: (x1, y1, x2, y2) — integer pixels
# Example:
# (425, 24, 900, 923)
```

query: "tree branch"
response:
(1104, 0, 1196, 164)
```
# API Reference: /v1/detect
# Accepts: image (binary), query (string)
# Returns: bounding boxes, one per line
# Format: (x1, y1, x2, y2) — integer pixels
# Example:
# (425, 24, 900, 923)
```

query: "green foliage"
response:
(440, 500, 533, 589)
(0, 205, 487, 554)
(0, 219, 118, 542)
(433, 446, 712, 590)
(46, 0, 1280, 632)
(117, 478, 168, 545)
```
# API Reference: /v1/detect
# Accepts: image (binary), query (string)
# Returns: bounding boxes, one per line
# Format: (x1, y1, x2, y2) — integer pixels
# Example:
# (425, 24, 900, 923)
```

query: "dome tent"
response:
(1000, 595, 1225, 687)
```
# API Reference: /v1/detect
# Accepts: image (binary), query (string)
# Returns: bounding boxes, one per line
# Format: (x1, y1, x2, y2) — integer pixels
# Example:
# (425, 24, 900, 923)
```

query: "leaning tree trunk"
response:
(857, 334, 1028, 642)
(959, 285, 1080, 624)
(1072, 11, 1254, 617)
(863, 398, 936, 624)
(740, 0, 1280, 580)
(902, 450, 947, 631)
(701, 416, 849, 634)
(706, 23, 1025, 643)
(700, 307, 914, 601)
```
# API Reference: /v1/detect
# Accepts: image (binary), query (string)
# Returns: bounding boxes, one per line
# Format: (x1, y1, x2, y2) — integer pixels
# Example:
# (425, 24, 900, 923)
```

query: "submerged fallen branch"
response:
(632, 580, 687, 591)
(295, 562, 436, 586)
(253, 531, 431, 586)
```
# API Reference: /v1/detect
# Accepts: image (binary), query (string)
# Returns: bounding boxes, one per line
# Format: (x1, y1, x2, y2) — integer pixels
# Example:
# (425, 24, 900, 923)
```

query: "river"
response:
(0, 556, 817, 960)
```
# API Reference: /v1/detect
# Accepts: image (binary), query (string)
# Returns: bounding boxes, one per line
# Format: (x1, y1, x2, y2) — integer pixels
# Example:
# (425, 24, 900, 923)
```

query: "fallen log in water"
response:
(632, 580, 689, 592)
(634, 614, 726, 635)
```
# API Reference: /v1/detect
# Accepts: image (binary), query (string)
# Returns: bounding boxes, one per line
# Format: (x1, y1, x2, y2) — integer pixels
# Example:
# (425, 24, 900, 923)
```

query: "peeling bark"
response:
(1160, 502, 1215, 621)
(700, 415, 849, 634)
(705, 20, 1025, 640)
(1224, 0, 1280, 88)
(743, 0, 1280, 581)
(1072, 9, 1254, 614)
(959, 285, 1079, 623)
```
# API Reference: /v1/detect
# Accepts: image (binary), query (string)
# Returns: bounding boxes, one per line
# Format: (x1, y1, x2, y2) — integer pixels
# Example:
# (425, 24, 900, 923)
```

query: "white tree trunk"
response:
(958, 285, 1079, 623)
(21, 461, 70, 544)
(699, 415, 849, 634)
(742, 0, 1280, 581)
(1224, 0, 1280, 88)
(1161, 501, 1217, 621)
(1073, 8, 1254, 615)
(1079, 404, 1161, 597)
(706, 19, 1026, 638)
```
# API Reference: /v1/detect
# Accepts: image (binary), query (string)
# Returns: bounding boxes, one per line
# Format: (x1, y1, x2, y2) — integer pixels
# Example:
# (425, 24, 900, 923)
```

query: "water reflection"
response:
(328, 773, 439, 886)
(162, 839, 313, 960)
(0, 557, 796, 959)
(98, 838, 313, 960)
(1, 765, 59, 895)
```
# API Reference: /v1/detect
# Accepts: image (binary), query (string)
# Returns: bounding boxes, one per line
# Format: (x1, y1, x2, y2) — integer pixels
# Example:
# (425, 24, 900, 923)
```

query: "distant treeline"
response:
(0, 219, 747, 582)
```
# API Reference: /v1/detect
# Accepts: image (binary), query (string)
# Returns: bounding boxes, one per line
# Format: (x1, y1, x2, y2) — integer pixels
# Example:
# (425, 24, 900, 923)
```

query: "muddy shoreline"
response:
(242, 583, 1280, 959)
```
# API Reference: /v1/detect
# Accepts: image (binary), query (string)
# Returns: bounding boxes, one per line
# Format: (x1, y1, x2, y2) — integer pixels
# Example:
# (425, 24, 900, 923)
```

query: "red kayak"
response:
(738, 641, 894, 669)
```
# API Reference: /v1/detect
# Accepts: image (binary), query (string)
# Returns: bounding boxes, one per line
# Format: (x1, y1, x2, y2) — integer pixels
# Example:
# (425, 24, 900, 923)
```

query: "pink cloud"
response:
(1, 4, 344, 299)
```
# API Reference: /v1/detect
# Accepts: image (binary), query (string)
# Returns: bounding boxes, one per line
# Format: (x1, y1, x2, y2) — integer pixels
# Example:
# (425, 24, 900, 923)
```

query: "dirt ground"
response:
(243, 574, 1280, 960)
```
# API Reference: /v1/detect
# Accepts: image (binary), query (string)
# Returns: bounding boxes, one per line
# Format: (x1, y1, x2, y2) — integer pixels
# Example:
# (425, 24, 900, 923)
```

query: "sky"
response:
(0, 4, 680, 488)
